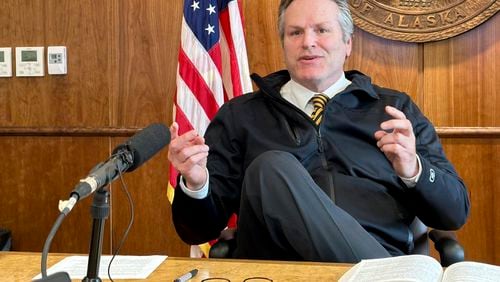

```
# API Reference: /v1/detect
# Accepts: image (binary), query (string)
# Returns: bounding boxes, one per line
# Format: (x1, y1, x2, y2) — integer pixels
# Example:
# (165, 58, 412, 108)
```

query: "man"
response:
(168, 0, 469, 262)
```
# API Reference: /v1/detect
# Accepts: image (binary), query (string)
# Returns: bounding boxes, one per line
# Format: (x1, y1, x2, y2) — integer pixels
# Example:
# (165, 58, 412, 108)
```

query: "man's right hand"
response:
(168, 122, 209, 190)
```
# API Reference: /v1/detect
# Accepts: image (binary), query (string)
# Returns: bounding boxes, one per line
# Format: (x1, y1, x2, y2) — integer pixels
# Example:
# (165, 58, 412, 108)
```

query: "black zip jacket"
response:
(172, 70, 470, 255)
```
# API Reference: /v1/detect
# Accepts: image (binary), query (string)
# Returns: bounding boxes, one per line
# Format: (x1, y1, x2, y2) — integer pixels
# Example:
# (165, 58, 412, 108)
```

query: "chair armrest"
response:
(429, 229, 464, 267)
(208, 228, 237, 258)
(209, 238, 237, 258)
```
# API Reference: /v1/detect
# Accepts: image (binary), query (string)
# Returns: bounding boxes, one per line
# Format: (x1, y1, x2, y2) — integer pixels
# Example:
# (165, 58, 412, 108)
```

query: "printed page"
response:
(33, 255, 167, 280)
(442, 261, 500, 282)
(339, 255, 443, 282)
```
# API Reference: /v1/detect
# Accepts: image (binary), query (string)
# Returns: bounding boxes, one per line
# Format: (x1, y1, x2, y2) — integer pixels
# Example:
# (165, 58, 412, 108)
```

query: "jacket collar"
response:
(251, 70, 380, 100)
(250, 70, 289, 99)
(344, 70, 380, 99)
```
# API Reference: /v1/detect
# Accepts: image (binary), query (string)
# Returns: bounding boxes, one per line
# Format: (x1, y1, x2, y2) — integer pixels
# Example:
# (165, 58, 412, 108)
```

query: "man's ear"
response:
(345, 37, 352, 58)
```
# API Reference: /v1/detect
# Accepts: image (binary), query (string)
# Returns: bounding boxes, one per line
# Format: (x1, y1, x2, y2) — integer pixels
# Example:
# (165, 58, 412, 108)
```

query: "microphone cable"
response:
(40, 212, 66, 278)
(106, 169, 135, 282)
(40, 195, 77, 279)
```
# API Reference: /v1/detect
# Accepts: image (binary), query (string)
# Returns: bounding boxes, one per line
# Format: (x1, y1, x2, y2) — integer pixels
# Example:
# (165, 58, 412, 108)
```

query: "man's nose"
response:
(302, 30, 317, 49)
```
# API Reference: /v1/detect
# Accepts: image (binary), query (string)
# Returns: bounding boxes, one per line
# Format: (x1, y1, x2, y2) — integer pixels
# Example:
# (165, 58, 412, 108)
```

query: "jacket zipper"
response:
(317, 126, 336, 202)
(258, 84, 336, 201)
(317, 128, 324, 153)
(317, 128, 328, 168)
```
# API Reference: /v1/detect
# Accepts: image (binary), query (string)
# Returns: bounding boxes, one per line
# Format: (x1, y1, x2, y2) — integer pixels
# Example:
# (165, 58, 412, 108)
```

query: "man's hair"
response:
(278, 0, 354, 43)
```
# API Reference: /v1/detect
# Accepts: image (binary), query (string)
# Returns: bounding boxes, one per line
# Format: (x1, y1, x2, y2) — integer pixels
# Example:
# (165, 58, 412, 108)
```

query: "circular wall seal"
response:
(348, 0, 499, 42)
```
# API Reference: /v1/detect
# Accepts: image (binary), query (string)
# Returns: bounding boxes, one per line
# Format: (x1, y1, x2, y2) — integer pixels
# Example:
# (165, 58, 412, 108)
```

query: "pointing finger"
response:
(381, 119, 412, 132)
(170, 122, 179, 140)
(385, 106, 406, 120)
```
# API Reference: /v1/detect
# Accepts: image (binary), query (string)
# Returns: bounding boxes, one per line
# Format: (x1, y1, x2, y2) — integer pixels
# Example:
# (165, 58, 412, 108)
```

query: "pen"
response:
(173, 268, 198, 282)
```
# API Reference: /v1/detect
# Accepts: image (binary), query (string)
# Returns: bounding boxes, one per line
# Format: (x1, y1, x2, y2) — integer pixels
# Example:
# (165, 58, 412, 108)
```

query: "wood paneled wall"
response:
(0, 0, 187, 257)
(0, 0, 498, 265)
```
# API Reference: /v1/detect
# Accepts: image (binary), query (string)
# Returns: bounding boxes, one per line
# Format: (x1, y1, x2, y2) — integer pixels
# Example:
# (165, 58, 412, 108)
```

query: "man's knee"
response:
(243, 150, 304, 199)
(246, 150, 297, 176)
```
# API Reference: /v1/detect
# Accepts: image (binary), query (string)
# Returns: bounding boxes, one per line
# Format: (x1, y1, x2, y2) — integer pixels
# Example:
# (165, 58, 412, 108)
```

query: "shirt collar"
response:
(281, 73, 352, 111)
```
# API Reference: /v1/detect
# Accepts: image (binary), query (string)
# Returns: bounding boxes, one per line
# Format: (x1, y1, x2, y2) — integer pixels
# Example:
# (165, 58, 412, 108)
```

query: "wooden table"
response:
(0, 252, 351, 281)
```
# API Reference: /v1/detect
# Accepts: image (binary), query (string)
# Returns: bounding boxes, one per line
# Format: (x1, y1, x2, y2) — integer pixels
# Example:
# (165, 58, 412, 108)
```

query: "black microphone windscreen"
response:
(114, 123, 170, 172)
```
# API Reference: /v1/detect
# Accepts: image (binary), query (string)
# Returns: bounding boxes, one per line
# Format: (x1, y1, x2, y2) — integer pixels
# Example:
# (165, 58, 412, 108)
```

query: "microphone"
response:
(70, 123, 170, 201)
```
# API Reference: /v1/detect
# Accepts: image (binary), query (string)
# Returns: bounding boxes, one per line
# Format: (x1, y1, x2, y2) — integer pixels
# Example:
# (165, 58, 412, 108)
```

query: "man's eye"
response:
(318, 28, 329, 33)
(289, 30, 301, 36)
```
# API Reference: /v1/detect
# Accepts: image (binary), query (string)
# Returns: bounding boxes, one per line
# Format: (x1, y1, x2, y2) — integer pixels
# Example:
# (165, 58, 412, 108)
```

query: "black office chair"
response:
(0, 228, 12, 251)
(409, 218, 464, 266)
(209, 218, 464, 267)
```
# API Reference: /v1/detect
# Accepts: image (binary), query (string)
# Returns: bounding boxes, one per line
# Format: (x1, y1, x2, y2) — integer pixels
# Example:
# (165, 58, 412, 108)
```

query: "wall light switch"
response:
(0, 47, 12, 77)
(47, 46, 67, 75)
(16, 46, 44, 77)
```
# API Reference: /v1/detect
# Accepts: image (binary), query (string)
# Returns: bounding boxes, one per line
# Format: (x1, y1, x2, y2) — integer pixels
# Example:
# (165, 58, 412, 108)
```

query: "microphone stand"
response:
(82, 187, 110, 282)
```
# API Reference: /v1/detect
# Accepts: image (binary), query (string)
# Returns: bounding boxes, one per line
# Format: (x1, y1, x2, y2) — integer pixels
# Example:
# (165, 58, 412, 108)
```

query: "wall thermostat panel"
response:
(47, 46, 67, 75)
(0, 47, 12, 77)
(16, 46, 44, 77)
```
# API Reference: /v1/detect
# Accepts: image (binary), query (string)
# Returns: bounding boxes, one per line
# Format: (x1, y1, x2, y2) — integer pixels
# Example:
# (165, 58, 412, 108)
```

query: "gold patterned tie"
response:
(310, 93, 329, 125)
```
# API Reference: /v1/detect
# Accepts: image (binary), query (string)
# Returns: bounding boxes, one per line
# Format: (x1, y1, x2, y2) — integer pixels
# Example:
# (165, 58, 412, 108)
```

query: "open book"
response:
(339, 255, 500, 282)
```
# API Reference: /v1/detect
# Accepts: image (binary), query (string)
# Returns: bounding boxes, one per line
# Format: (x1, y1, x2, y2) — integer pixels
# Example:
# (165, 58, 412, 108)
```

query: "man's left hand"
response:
(374, 106, 418, 178)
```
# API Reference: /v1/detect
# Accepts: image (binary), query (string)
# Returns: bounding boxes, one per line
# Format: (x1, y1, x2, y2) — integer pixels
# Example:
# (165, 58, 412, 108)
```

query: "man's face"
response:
(283, 0, 352, 92)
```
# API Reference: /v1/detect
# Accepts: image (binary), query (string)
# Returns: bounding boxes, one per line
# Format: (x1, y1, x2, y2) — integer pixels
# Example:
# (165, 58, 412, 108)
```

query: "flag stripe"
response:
(220, 33, 235, 101)
(220, 8, 242, 100)
(178, 48, 220, 120)
(223, 1, 252, 96)
(176, 77, 212, 136)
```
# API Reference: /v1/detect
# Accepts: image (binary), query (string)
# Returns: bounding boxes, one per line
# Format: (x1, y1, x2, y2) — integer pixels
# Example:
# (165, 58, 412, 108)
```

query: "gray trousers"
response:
(234, 150, 390, 262)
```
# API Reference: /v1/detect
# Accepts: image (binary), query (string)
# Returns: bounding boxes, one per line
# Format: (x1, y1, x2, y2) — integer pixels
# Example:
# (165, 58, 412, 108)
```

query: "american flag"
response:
(168, 0, 252, 256)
